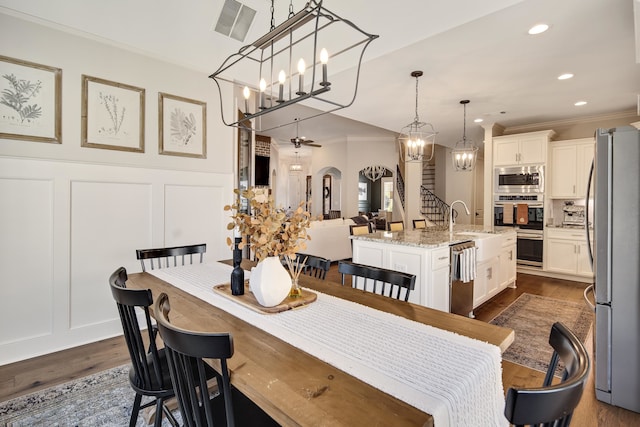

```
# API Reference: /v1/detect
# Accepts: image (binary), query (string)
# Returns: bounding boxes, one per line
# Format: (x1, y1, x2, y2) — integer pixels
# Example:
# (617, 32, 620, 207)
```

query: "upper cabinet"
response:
(493, 130, 556, 166)
(549, 138, 594, 199)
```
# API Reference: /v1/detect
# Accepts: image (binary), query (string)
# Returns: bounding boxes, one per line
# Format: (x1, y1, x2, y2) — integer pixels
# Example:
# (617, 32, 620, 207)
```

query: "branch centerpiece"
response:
(224, 188, 317, 306)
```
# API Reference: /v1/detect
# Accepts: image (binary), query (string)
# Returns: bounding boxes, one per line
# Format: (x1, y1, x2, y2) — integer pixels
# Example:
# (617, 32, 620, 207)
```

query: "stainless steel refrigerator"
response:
(586, 126, 640, 413)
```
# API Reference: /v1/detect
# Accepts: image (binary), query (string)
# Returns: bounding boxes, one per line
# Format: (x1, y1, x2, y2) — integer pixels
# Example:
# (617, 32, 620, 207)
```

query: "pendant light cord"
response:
(462, 103, 467, 145)
(414, 75, 420, 124)
(460, 99, 470, 146)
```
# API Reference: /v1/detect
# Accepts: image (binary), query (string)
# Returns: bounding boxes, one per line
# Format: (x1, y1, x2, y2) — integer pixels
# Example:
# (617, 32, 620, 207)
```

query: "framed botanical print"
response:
(81, 75, 145, 152)
(0, 55, 62, 144)
(158, 92, 206, 158)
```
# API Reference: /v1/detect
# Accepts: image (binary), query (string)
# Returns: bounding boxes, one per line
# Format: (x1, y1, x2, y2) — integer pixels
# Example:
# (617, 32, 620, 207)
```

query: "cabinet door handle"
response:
(438, 256, 448, 260)
(573, 184, 576, 194)
(487, 267, 493, 280)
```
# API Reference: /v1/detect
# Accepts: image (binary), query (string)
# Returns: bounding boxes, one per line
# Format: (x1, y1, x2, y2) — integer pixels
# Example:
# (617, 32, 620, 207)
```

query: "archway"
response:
(317, 167, 342, 219)
(358, 166, 393, 221)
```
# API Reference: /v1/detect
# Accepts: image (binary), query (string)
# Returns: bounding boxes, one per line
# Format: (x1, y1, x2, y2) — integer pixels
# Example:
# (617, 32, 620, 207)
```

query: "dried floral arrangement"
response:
(224, 187, 318, 262)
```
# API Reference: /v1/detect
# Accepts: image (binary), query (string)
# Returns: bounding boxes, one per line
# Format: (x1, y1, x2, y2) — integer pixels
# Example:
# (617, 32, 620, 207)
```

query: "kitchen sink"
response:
(457, 232, 503, 262)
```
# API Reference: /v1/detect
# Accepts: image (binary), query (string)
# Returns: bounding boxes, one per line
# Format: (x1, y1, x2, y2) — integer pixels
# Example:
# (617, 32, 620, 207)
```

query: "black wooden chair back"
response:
(109, 267, 178, 427)
(136, 243, 206, 272)
(504, 321, 590, 427)
(154, 293, 278, 427)
(293, 253, 331, 280)
(338, 261, 416, 302)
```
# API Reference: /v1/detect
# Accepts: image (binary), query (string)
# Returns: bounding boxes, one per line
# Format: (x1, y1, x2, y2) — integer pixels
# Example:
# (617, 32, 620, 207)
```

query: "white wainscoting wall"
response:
(0, 157, 233, 365)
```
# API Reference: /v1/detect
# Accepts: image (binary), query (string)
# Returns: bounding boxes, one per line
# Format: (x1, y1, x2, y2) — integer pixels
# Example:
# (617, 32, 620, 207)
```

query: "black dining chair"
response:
(109, 266, 179, 427)
(136, 243, 206, 272)
(154, 293, 279, 427)
(504, 321, 590, 427)
(338, 261, 416, 302)
(289, 253, 331, 280)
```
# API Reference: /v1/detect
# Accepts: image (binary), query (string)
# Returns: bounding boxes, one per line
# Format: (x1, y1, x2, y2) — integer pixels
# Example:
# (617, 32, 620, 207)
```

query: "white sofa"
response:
(302, 218, 355, 262)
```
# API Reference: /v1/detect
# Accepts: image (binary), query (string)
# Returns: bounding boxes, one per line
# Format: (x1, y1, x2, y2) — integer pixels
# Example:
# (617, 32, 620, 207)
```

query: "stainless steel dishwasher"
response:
(450, 241, 476, 318)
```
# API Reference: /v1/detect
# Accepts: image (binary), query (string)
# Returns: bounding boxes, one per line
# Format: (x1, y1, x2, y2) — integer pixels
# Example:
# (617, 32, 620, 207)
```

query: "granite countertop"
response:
(350, 224, 515, 249)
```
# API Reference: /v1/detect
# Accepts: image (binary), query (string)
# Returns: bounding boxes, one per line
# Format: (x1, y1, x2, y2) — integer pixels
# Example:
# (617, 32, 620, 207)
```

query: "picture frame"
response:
(158, 92, 206, 158)
(81, 75, 145, 152)
(0, 55, 62, 144)
(358, 182, 368, 201)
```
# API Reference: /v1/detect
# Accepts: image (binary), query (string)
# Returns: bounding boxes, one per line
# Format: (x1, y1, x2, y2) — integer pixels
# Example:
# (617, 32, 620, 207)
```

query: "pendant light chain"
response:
(270, 0, 275, 31)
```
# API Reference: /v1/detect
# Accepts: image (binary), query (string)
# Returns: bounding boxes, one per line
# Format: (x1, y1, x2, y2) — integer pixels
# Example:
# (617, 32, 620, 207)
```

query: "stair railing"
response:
(420, 186, 454, 226)
(396, 165, 406, 210)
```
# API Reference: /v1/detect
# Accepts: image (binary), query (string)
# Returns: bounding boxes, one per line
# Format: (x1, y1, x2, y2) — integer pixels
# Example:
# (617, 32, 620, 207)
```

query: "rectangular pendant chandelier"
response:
(209, 0, 378, 132)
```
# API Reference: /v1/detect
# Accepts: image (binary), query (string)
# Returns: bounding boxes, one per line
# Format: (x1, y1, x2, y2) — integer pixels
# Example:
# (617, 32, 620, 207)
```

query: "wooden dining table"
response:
(126, 260, 514, 427)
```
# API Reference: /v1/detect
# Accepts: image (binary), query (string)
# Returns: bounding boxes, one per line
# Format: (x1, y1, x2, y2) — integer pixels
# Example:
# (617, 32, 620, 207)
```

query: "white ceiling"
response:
(2, 0, 639, 158)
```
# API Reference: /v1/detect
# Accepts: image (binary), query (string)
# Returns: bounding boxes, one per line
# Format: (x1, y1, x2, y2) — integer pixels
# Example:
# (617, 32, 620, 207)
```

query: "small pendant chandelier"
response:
(289, 151, 302, 172)
(397, 71, 437, 163)
(452, 99, 478, 171)
(361, 165, 387, 182)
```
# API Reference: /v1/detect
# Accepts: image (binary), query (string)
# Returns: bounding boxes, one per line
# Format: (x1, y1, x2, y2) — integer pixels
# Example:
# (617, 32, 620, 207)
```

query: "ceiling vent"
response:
(213, 0, 256, 42)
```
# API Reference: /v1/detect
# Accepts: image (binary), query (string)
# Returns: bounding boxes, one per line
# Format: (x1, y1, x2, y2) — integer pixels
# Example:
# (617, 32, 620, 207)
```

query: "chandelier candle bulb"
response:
(297, 58, 306, 95)
(320, 48, 330, 86)
(242, 86, 250, 114)
(259, 78, 267, 110)
(277, 70, 286, 103)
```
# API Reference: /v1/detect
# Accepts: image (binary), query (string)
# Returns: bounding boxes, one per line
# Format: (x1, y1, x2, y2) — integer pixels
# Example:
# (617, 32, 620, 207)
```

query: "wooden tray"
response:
(213, 282, 317, 314)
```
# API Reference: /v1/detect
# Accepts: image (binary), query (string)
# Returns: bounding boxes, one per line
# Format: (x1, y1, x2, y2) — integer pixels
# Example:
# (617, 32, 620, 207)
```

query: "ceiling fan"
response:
(291, 118, 321, 148)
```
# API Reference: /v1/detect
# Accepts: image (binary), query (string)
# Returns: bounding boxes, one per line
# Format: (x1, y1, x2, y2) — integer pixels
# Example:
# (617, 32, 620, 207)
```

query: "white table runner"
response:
(149, 262, 507, 427)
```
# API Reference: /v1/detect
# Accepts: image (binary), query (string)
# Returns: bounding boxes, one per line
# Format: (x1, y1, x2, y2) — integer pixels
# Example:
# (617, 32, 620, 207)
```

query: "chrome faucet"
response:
(449, 200, 471, 235)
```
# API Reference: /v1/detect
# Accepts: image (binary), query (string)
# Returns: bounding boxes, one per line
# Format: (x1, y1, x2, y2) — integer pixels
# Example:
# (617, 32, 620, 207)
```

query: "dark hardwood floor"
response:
(1, 267, 639, 426)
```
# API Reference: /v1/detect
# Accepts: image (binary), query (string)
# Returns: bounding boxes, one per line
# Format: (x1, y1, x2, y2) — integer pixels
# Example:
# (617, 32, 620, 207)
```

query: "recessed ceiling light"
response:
(474, 118, 483, 123)
(574, 101, 587, 106)
(558, 73, 574, 80)
(528, 24, 549, 35)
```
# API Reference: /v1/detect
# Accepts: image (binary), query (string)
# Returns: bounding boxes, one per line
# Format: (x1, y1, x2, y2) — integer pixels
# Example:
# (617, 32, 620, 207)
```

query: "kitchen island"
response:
(351, 225, 516, 313)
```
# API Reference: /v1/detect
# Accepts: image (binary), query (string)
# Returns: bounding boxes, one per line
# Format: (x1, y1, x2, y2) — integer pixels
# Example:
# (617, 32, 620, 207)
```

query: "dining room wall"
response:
(0, 12, 236, 364)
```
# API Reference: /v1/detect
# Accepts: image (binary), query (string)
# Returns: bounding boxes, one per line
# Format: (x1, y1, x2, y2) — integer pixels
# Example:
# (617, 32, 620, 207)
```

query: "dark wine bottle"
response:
(231, 237, 244, 295)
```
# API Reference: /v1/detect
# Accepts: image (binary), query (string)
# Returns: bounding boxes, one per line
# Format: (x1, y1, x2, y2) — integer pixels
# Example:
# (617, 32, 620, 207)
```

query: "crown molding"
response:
(502, 109, 639, 134)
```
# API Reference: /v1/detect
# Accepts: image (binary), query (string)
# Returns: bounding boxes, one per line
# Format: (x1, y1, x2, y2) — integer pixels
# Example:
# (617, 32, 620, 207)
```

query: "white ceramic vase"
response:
(249, 256, 291, 307)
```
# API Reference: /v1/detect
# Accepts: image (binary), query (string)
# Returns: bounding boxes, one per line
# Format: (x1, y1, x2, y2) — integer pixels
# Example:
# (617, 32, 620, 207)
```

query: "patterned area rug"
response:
(490, 293, 593, 374)
(0, 365, 180, 426)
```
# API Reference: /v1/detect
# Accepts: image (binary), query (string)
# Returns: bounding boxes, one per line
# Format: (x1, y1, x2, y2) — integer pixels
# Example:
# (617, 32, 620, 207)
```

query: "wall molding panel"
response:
(0, 157, 233, 365)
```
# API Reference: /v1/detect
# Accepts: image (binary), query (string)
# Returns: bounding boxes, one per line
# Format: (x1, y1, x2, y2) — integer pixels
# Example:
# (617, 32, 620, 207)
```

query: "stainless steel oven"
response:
(493, 195, 544, 230)
(494, 194, 544, 267)
(516, 229, 543, 267)
(494, 165, 544, 194)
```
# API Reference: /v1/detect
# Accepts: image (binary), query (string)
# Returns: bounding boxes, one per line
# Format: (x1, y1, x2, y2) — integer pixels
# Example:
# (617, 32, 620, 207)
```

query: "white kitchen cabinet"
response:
(544, 228, 594, 279)
(428, 247, 451, 312)
(499, 232, 517, 289)
(351, 238, 450, 311)
(473, 256, 500, 308)
(493, 130, 555, 166)
(549, 138, 594, 198)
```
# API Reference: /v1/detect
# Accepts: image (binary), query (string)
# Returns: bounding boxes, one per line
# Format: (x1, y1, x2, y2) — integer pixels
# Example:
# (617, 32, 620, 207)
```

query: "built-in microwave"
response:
(494, 165, 544, 194)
